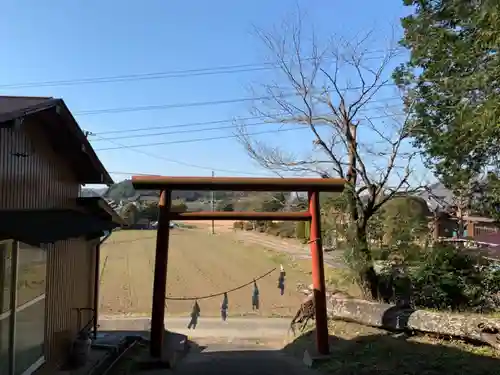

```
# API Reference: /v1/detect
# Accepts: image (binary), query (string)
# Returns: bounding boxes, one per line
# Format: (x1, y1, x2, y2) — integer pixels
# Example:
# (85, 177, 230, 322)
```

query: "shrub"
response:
(266, 226, 280, 236)
(171, 200, 187, 213)
(370, 246, 392, 261)
(243, 221, 254, 231)
(295, 221, 306, 239)
(409, 244, 500, 312)
(232, 221, 244, 230)
(255, 221, 269, 231)
(277, 222, 296, 238)
(371, 244, 423, 263)
(371, 244, 500, 313)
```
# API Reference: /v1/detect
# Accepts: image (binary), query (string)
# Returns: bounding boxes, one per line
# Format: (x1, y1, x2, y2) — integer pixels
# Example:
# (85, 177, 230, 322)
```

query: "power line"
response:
(87, 102, 402, 140)
(92, 111, 404, 152)
(92, 115, 269, 135)
(0, 49, 396, 90)
(54, 70, 480, 119)
(165, 267, 277, 301)
(91, 121, 270, 141)
(74, 89, 399, 117)
(93, 133, 274, 176)
(108, 171, 184, 177)
(75, 95, 273, 116)
(108, 171, 159, 176)
(94, 126, 306, 151)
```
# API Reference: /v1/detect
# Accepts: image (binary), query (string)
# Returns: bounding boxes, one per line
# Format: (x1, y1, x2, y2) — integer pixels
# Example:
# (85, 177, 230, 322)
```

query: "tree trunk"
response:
(353, 223, 379, 301)
(328, 297, 500, 350)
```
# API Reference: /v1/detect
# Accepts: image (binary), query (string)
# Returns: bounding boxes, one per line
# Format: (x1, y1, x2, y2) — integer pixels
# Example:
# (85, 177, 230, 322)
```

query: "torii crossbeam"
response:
(131, 176, 345, 358)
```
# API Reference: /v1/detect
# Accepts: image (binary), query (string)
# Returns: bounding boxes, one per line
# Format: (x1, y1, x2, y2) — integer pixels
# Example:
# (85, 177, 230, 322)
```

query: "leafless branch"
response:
(236, 16, 424, 237)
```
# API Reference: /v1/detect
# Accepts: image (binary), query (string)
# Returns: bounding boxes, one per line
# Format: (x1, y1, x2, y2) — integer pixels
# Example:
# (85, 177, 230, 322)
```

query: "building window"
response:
(0, 241, 46, 375)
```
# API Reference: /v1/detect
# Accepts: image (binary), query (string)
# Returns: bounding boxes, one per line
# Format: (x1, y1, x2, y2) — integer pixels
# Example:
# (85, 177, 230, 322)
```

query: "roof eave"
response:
(55, 100, 114, 185)
(0, 98, 114, 185)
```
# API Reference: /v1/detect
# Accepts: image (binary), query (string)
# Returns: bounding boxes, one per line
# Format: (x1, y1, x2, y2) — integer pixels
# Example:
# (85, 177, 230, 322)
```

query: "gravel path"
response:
(232, 230, 346, 269)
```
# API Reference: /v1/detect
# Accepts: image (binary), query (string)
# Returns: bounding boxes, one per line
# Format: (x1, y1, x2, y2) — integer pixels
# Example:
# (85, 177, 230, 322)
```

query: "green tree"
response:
(141, 202, 159, 221)
(259, 192, 288, 212)
(382, 196, 430, 256)
(224, 203, 234, 211)
(217, 201, 234, 211)
(471, 173, 500, 221)
(394, 0, 500, 222)
(295, 221, 307, 239)
(120, 203, 139, 226)
(171, 200, 188, 213)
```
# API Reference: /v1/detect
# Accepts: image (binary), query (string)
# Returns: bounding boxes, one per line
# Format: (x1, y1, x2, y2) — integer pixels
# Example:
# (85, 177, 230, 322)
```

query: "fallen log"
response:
(328, 297, 500, 349)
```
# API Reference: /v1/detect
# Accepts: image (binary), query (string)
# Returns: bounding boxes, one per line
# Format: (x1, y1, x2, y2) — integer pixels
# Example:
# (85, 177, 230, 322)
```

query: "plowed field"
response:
(99, 226, 313, 317)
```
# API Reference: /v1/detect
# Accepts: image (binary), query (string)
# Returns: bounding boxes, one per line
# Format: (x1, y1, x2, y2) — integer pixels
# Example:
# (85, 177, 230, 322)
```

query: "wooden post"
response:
(150, 190, 172, 358)
(468, 220, 475, 239)
(0, 242, 7, 360)
(8, 241, 19, 375)
(308, 190, 329, 355)
(93, 242, 100, 339)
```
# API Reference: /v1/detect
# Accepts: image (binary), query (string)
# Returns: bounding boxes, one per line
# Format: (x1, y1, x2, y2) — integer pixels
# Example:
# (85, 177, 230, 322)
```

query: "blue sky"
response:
(0, 0, 419, 185)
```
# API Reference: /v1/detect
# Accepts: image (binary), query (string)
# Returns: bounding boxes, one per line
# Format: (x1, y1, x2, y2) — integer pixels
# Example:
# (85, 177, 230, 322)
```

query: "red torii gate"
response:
(131, 176, 345, 358)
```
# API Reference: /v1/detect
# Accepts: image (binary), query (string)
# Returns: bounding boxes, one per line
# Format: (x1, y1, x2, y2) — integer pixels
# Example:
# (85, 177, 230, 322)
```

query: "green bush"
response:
(372, 244, 500, 313)
(295, 221, 306, 239)
(232, 221, 244, 230)
(371, 246, 392, 261)
(266, 226, 280, 236)
(171, 201, 188, 213)
(255, 221, 269, 231)
(371, 244, 423, 262)
(277, 222, 296, 238)
(243, 221, 253, 231)
(409, 245, 500, 312)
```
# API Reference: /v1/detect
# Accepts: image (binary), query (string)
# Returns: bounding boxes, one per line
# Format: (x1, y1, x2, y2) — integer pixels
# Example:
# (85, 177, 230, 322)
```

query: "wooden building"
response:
(0, 96, 124, 375)
(432, 213, 500, 240)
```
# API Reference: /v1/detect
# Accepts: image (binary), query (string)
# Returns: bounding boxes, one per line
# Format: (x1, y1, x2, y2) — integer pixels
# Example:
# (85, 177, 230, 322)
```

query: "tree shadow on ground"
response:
(97, 326, 500, 374)
(283, 327, 500, 375)
(175, 340, 320, 375)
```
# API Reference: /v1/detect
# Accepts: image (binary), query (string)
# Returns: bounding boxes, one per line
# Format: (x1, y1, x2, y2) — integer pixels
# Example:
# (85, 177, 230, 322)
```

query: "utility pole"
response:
(211, 171, 215, 235)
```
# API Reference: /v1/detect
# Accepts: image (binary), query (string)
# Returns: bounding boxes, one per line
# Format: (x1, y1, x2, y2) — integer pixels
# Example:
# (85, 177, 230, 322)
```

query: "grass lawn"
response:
(284, 320, 500, 375)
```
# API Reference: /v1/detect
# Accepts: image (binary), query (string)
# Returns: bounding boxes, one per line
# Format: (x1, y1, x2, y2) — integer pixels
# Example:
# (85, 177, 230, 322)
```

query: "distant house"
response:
(417, 182, 500, 240)
(0, 96, 124, 374)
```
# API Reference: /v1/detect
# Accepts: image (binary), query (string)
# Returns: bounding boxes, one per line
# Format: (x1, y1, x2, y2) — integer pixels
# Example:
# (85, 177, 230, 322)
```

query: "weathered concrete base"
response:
(302, 349, 330, 368)
(135, 330, 189, 370)
(53, 333, 130, 375)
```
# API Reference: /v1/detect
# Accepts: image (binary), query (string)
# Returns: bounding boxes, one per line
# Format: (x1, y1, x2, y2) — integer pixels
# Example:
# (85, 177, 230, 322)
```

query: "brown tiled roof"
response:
(0, 96, 113, 185)
(0, 95, 53, 114)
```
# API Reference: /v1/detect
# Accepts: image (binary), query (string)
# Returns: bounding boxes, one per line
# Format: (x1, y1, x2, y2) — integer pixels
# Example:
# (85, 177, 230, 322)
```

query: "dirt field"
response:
(99, 225, 314, 318)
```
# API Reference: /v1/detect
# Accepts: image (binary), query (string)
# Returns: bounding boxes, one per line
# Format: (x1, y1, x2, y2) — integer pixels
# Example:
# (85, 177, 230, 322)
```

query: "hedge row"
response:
(232, 220, 310, 242)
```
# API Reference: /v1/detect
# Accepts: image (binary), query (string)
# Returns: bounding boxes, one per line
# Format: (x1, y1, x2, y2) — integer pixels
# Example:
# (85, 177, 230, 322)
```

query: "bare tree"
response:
(236, 21, 425, 299)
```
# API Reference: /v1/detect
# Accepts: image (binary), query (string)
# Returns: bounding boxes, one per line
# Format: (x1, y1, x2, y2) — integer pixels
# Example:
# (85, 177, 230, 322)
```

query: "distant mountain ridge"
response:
(82, 179, 250, 203)
(80, 187, 108, 198)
